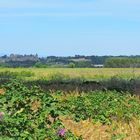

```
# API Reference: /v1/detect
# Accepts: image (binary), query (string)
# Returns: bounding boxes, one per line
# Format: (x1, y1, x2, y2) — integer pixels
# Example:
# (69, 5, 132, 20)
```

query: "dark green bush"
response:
(0, 71, 17, 79)
(0, 71, 34, 80)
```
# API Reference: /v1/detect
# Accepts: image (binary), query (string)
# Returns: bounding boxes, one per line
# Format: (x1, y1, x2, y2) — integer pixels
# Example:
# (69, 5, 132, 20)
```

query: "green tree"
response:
(68, 62, 76, 68)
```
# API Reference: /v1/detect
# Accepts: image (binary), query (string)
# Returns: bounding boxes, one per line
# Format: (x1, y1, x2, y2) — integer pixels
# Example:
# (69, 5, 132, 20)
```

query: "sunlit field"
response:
(0, 82, 140, 140)
(0, 68, 140, 80)
(0, 68, 140, 140)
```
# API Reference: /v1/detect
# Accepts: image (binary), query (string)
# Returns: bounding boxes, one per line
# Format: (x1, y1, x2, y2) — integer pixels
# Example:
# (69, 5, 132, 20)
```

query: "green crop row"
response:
(0, 80, 81, 140)
(57, 91, 140, 124)
(0, 79, 140, 139)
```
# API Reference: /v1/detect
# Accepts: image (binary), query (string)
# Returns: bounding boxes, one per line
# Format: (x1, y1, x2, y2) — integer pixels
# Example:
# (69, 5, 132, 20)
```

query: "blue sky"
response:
(0, 0, 140, 56)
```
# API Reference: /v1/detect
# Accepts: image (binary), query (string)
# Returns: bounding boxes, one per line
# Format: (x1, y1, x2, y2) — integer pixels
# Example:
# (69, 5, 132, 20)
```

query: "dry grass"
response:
(60, 116, 110, 140)
(60, 116, 140, 140)
(0, 89, 5, 95)
(0, 68, 140, 80)
(31, 100, 41, 112)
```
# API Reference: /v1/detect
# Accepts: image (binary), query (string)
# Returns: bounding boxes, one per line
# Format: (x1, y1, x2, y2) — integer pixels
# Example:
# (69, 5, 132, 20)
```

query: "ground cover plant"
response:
(0, 71, 34, 80)
(56, 91, 140, 124)
(0, 80, 81, 140)
(0, 70, 140, 140)
(53, 91, 140, 139)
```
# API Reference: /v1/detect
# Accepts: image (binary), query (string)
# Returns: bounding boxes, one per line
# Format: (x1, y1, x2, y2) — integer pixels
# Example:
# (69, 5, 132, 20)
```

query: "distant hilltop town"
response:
(0, 54, 140, 68)
(0, 54, 39, 62)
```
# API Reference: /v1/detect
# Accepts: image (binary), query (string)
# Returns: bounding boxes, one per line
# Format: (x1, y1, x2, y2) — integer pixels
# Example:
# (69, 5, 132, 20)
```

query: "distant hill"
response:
(0, 54, 39, 67)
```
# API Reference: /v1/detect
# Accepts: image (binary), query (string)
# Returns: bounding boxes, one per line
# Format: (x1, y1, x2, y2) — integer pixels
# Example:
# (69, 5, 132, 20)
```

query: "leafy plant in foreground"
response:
(0, 79, 81, 140)
(59, 91, 140, 124)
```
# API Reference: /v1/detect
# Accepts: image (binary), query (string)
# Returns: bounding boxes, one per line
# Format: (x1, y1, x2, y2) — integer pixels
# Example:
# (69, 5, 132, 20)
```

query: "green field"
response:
(0, 68, 139, 80)
(0, 68, 140, 140)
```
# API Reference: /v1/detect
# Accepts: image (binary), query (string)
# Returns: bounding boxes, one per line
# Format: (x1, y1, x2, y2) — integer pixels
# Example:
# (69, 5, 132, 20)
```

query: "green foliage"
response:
(68, 62, 76, 68)
(0, 78, 140, 139)
(19, 71, 35, 78)
(105, 57, 140, 68)
(59, 91, 140, 124)
(0, 71, 34, 80)
(48, 73, 70, 82)
(74, 61, 92, 68)
(111, 133, 127, 140)
(0, 63, 9, 68)
(0, 80, 81, 140)
(2, 54, 140, 68)
(34, 62, 49, 68)
(102, 77, 131, 92)
(0, 71, 17, 79)
(48, 73, 85, 83)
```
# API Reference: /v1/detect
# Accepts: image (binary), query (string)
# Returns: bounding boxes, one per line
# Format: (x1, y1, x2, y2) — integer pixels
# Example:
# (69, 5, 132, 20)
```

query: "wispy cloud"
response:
(0, 0, 69, 8)
(0, 0, 140, 8)
(111, 0, 140, 5)
(0, 0, 140, 20)
(0, 12, 140, 21)
(0, 12, 111, 17)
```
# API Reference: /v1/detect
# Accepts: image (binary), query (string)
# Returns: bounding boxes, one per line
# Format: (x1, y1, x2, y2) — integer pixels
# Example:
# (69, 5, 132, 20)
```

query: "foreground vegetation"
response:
(0, 80, 82, 140)
(0, 69, 140, 139)
(0, 79, 140, 140)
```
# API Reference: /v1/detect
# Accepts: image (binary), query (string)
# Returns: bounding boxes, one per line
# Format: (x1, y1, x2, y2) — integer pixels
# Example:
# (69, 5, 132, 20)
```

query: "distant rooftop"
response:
(94, 64, 104, 68)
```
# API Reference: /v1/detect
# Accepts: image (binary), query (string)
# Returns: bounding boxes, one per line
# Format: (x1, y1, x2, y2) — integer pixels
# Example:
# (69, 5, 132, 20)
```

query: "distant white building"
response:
(94, 64, 104, 68)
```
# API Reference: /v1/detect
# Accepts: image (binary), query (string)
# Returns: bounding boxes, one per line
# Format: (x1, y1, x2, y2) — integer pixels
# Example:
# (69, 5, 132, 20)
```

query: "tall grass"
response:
(1, 68, 140, 80)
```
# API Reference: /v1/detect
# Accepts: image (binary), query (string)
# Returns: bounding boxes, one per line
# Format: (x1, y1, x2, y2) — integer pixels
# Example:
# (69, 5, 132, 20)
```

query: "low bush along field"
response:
(0, 67, 140, 80)
(0, 79, 140, 140)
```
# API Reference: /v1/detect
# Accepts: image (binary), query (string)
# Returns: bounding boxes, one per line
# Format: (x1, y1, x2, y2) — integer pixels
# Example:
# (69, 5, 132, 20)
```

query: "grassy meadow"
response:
(0, 67, 140, 80)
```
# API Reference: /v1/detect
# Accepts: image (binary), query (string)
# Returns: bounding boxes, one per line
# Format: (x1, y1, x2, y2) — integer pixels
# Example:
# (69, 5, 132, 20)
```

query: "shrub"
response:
(0, 71, 34, 80)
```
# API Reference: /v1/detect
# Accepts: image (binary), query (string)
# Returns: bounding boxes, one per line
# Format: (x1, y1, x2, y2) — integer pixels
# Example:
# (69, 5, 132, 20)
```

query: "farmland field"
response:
(0, 68, 140, 140)
(1, 0, 140, 139)
(0, 68, 140, 80)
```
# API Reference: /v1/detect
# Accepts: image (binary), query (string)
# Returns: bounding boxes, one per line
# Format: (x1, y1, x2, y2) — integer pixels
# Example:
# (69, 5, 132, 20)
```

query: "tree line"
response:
(0, 54, 140, 68)
(105, 57, 140, 68)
